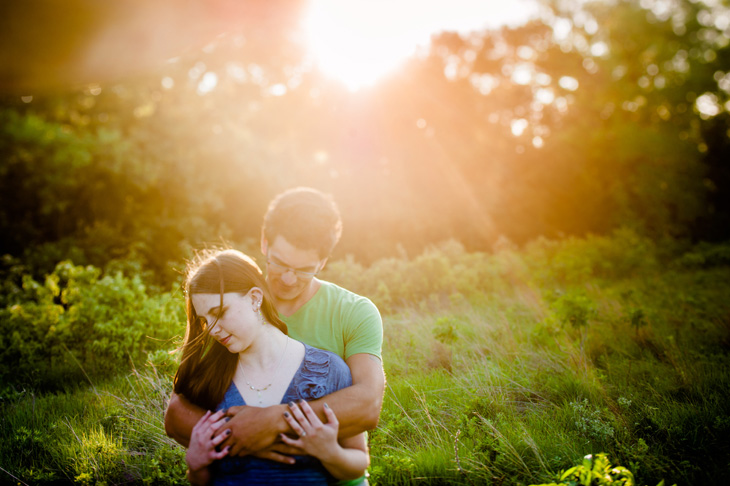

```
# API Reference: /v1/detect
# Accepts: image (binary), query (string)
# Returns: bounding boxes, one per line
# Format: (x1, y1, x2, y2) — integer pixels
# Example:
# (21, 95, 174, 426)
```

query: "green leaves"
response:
(0, 260, 183, 390)
(533, 453, 637, 486)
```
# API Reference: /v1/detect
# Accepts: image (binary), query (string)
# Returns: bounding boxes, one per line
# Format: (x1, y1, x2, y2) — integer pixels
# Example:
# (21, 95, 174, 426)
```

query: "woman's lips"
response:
(220, 336, 231, 345)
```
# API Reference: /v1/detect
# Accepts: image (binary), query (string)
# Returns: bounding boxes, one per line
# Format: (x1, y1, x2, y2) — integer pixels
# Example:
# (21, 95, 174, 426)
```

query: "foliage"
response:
(1, 234, 729, 484)
(569, 400, 615, 443)
(360, 234, 729, 486)
(1, 1, 729, 286)
(0, 259, 183, 390)
(531, 453, 651, 486)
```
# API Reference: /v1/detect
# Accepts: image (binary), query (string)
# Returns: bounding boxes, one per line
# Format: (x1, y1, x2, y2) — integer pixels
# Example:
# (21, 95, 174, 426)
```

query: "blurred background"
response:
(2, 0, 728, 284)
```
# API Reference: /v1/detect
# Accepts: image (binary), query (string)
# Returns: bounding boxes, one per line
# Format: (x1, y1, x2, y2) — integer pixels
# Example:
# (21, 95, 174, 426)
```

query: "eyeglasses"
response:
(266, 258, 320, 279)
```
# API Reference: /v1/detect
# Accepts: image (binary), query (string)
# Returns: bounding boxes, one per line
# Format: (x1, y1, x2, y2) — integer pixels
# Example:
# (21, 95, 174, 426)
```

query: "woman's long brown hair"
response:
(173, 249, 287, 411)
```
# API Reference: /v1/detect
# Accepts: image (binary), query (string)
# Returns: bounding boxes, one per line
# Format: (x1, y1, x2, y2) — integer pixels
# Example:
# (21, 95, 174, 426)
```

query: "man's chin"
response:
(272, 284, 304, 301)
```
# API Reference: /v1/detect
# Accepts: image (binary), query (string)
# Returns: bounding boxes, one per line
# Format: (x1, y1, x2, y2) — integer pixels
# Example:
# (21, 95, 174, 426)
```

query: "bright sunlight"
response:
(304, 1, 417, 91)
(303, 0, 538, 91)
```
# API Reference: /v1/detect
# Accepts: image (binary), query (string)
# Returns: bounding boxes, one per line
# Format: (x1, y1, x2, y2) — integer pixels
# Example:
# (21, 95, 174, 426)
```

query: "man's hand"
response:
(219, 404, 290, 456)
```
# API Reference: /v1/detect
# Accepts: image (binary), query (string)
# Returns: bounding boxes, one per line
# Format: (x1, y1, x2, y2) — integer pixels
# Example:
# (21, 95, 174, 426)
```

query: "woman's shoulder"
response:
(292, 344, 352, 401)
(303, 342, 346, 363)
(301, 344, 350, 377)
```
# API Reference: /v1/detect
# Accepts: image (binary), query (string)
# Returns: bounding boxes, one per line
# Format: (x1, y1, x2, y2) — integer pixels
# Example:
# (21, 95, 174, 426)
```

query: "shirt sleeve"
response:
(342, 296, 383, 360)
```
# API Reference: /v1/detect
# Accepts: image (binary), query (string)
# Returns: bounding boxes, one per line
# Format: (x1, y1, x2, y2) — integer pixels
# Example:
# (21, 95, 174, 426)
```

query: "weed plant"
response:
(1, 229, 729, 484)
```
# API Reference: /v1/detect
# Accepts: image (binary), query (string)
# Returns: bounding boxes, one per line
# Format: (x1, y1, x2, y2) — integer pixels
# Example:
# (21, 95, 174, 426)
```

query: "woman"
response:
(173, 249, 369, 485)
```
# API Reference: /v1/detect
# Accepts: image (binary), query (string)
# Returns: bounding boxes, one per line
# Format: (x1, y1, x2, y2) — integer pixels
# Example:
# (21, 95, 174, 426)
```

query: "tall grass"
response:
(0, 359, 186, 485)
(1, 230, 729, 485)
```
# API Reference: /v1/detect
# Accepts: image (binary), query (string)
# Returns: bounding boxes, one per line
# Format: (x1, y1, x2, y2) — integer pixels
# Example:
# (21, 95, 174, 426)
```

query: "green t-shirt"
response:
(280, 280, 383, 361)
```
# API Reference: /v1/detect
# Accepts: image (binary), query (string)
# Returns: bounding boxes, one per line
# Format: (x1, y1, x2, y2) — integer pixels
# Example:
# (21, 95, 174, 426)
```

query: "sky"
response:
(303, 0, 541, 90)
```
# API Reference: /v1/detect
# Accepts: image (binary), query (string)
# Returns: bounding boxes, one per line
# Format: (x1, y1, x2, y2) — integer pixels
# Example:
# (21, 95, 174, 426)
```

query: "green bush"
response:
(0, 260, 183, 390)
(531, 453, 673, 486)
(523, 229, 660, 286)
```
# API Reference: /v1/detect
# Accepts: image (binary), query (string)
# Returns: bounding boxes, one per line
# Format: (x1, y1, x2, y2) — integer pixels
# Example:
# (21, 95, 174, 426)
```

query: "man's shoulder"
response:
(318, 280, 379, 311)
(318, 279, 362, 297)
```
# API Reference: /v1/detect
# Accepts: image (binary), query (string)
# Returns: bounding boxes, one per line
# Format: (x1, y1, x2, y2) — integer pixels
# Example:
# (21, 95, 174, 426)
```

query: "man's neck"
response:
(273, 278, 322, 317)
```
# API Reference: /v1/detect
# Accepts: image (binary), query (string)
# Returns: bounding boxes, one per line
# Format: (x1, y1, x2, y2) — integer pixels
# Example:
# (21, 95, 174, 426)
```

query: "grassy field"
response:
(2, 231, 729, 485)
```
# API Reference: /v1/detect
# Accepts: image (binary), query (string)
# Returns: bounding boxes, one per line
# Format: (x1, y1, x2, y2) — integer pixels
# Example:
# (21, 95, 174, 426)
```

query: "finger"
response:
(201, 409, 224, 425)
(193, 410, 212, 430)
(269, 443, 305, 456)
(199, 410, 225, 435)
(213, 445, 231, 460)
(224, 406, 242, 417)
(209, 409, 226, 421)
(227, 439, 244, 457)
(283, 411, 306, 437)
(211, 428, 231, 446)
(193, 410, 221, 440)
(210, 416, 230, 435)
(219, 433, 235, 451)
(287, 402, 312, 434)
(279, 433, 302, 448)
(298, 400, 323, 427)
(322, 402, 338, 426)
(256, 448, 296, 465)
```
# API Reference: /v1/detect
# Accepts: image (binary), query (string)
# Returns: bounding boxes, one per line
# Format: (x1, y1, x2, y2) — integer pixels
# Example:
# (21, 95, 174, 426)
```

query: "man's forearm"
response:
(221, 353, 385, 456)
(222, 388, 378, 457)
(323, 352, 385, 438)
(165, 392, 205, 448)
(306, 383, 382, 439)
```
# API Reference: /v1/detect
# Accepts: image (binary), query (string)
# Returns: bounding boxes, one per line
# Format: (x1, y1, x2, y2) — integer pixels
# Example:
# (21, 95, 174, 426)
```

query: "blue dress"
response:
(211, 344, 353, 486)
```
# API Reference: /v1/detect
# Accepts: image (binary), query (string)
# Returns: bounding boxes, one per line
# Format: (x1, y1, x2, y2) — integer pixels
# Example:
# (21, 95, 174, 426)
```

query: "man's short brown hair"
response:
(262, 187, 343, 258)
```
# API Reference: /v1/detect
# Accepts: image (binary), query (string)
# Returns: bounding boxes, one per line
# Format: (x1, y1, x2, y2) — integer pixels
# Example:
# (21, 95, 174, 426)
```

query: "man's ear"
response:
(319, 257, 329, 272)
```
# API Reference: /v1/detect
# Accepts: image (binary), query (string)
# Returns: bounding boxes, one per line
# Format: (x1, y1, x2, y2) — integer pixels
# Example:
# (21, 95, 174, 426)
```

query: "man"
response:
(165, 187, 385, 464)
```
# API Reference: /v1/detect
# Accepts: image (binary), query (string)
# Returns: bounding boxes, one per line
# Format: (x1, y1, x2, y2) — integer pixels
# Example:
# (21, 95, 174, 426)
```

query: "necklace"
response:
(238, 337, 289, 405)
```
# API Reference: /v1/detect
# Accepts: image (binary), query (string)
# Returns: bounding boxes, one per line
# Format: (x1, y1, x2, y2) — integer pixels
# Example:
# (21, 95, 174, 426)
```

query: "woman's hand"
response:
(280, 401, 369, 480)
(279, 401, 339, 463)
(186, 410, 231, 472)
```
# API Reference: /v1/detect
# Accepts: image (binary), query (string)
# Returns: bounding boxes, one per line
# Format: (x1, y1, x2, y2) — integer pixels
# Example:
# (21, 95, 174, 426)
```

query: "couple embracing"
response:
(165, 187, 385, 485)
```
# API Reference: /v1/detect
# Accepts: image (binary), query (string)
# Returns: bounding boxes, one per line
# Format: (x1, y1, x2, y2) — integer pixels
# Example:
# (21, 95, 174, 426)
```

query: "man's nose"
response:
(280, 269, 298, 285)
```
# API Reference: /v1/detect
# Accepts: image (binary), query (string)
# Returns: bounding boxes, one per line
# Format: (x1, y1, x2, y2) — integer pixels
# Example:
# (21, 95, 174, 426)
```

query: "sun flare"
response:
(303, 1, 424, 91)
(303, 1, 538, 91)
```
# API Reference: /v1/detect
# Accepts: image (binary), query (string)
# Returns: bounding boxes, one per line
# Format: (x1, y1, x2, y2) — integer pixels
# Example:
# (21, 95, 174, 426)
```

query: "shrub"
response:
(531, 453, 674, 486)
(0, 260, 183, 390)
